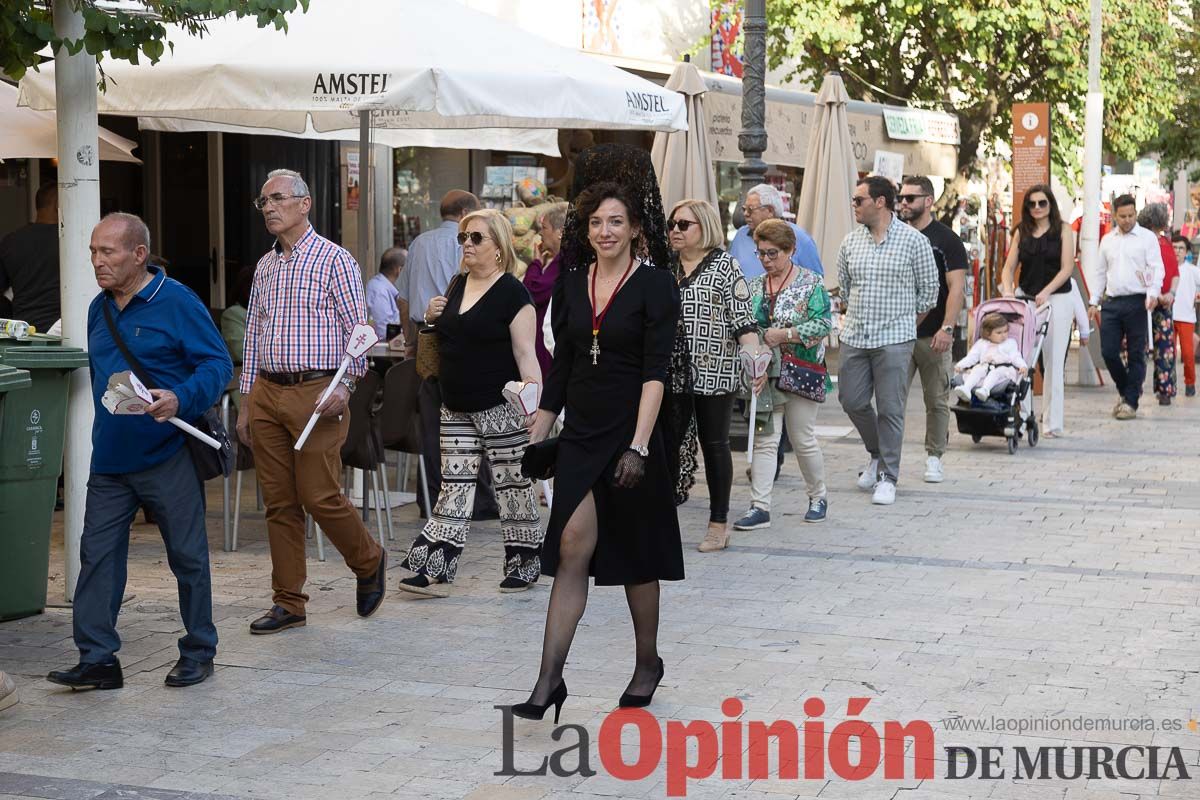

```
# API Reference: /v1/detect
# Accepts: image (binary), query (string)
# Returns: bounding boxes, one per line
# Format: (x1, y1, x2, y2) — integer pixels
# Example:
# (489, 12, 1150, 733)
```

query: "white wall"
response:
(461, 0, 802, 83)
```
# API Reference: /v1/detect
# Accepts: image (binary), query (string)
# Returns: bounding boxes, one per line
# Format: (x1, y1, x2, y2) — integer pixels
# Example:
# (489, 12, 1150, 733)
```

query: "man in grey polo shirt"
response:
(837, 176, 939, 505)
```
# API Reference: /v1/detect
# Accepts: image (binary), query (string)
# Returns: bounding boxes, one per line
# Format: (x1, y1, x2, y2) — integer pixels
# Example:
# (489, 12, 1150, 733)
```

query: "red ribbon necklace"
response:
(589, 253, 636, 365)
(765, 264, 794, 323)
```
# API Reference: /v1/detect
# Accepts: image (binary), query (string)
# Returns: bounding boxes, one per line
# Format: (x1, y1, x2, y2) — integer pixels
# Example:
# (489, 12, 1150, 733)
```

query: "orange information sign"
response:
(1011, 103, 1051, 224)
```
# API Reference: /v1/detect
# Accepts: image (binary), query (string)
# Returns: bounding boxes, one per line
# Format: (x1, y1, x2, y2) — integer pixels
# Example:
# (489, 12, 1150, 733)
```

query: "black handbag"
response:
(102, 301, 233, 481)
(520, 437, 559, 480)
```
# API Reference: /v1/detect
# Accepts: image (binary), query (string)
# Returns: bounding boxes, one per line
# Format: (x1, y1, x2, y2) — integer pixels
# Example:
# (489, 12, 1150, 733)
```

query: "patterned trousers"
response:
(401, 403, 542, 584)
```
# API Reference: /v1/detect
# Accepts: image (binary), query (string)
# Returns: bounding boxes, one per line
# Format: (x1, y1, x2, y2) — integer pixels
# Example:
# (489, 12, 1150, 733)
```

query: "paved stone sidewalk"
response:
(1, 354, 1198, 800)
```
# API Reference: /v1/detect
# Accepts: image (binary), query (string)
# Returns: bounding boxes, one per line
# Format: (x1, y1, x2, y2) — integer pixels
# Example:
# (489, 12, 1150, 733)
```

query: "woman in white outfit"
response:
(999, 184, 1076, 438)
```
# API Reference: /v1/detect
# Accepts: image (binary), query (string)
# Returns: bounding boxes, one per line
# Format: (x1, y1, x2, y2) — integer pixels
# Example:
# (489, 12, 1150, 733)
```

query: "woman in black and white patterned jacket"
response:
(668, 199, 759, 553)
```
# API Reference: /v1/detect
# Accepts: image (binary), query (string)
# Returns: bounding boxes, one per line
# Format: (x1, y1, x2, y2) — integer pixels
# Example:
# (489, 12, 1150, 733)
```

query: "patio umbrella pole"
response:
(358, 110, 372, 272)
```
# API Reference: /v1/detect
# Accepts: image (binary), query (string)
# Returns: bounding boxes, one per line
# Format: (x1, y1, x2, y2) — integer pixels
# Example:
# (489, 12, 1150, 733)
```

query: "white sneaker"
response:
(953, 385, 971, 403)
(923, 456, 944, 483)
(856, 458, 879, 491)
(974, 387, 990, 401)
(872, 480, 896, 505)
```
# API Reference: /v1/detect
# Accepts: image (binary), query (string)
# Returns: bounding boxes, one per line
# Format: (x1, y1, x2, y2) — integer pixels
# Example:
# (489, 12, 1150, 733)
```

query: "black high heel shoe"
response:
(618, 658, 665, 708)
(512, 680, 568, 723)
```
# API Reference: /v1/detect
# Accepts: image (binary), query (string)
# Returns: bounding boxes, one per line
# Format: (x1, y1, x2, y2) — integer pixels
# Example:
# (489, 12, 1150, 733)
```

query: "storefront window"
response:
(392, 147, 469, 247)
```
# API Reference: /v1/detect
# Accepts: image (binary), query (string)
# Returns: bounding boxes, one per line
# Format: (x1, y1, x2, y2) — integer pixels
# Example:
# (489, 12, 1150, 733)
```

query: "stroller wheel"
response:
(1027, 419, 1039, 447)
(1007, 437, 1017, 455)
(971, 433, 982, 444)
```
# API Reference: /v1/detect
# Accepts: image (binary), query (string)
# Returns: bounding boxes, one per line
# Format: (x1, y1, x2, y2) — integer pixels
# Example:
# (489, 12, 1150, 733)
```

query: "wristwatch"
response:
(628, 443, 649, 458)
(786, 328, 794, 342)
(941, 325, 954, 335)
(340, 377, 357, 393)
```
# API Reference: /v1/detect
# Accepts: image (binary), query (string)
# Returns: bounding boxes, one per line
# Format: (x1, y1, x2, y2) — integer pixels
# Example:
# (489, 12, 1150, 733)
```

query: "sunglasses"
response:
(851, 196, 872, 206)
(667, 219, 697, 232)
(1026, 198, 1050, 209)
(756, 248, 783, 260)
(456, 231, 491, 246)
(897, 194, 929, 205)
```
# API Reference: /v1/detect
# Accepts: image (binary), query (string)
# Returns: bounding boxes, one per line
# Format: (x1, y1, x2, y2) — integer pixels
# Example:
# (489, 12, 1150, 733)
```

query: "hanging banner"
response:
(1011, 103, 1051, 223)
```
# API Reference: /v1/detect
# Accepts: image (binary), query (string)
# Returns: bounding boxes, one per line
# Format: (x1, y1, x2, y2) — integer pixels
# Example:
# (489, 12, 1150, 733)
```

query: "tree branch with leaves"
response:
(1, 0, 308, 84)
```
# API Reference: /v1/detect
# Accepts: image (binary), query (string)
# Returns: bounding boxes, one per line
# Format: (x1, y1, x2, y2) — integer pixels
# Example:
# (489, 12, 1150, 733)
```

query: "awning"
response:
(701, 74, 959, 178)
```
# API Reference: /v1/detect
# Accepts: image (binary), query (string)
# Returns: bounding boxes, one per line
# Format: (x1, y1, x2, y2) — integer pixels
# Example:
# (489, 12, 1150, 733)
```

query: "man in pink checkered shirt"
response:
(237, 169, 386, 635)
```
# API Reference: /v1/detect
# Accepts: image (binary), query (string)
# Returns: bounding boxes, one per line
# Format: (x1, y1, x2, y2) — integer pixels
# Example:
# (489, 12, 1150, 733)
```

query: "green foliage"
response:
(716, 0, 1176, 186)
(1151, 1, 1200, 181)
(1, 0, 308, 84)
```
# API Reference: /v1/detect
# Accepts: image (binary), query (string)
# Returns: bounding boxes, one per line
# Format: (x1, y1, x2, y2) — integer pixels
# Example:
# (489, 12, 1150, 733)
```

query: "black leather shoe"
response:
(357, 550, 387, 618)
(47, 660, 123, 691)
(249, 605, 306, 635)
(165, 657, 214, 687)
(618, 658, 665, 708)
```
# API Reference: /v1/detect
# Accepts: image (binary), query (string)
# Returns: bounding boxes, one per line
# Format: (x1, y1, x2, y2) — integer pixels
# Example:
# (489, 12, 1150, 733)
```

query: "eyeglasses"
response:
(1026, 198, 1050, 209)
(756, 248, 783, 260)
(456, 231, 491, 246)
(896, 194, 929, 205)
(743, 204, 767, 214)
(851, 196, 871, 206)
(252, 193, 306, 210)
(667, 219, 697, 232)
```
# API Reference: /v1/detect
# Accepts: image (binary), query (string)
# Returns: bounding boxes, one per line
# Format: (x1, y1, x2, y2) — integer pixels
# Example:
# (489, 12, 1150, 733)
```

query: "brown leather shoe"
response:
(249, 605, 306, 635)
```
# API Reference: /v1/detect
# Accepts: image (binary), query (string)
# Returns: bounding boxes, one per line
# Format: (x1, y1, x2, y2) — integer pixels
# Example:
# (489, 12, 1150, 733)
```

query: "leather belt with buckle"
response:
(259, 369, 339, 386)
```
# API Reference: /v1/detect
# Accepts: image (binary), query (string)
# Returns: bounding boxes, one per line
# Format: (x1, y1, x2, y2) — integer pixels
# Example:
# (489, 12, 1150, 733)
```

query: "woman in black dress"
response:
(514, 176, 683, 721)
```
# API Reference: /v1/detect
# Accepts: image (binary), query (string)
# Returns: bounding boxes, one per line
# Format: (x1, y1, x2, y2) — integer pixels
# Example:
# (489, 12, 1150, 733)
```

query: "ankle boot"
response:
(698, 521, 729, 553)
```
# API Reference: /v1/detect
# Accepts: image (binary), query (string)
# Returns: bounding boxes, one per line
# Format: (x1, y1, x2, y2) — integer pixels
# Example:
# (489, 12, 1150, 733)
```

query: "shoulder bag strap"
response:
(101, 297, 159, 390)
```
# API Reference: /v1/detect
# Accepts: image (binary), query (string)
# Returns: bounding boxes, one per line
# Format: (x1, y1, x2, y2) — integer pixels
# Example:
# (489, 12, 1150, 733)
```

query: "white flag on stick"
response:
(502, 380, 553, 507)
(102, 370, 221, 449)
(739, 344, 772, 464)
(294, 324, 378, 452)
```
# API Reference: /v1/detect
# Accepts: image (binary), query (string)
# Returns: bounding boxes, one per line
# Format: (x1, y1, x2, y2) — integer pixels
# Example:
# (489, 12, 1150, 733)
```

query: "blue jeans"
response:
(74, 446, 217, 664)
(1099, 294, 1150, 409)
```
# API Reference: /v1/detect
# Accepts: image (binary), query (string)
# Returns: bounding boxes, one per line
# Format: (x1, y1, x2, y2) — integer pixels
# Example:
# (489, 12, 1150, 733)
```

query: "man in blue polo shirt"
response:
(47, 213, 231, 692)
(728, 183, 823, 279)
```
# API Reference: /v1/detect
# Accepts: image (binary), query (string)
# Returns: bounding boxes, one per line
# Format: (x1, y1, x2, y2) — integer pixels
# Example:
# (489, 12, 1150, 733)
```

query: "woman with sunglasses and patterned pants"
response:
(667, 199, 758, 553)
(1000, 184, 1076, 438)
(397, 209, 544, 596)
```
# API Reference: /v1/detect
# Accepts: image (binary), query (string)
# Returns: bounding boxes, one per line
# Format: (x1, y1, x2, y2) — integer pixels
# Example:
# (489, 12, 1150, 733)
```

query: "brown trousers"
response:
(248, 377, 383, 615)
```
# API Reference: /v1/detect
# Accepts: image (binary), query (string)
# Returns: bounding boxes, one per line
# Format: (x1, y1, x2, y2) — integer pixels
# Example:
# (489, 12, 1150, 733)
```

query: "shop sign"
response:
(883, 109, 960, 145)
(1011, 102, 1051, 224)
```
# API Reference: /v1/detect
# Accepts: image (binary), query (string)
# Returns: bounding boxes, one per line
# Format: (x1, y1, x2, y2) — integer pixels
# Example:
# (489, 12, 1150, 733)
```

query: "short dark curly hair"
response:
(572, 181, 644, 245)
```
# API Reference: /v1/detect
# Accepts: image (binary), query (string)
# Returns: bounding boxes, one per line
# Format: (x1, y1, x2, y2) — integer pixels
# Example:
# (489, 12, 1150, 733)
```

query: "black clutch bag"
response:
(521, 437, 559, 480)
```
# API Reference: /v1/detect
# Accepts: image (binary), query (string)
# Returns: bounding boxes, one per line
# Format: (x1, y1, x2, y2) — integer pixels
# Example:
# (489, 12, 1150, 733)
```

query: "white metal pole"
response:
(1080, 0, 1103, 307)
(1079, 0, 1104, 386)
(53, 0, 101, 602)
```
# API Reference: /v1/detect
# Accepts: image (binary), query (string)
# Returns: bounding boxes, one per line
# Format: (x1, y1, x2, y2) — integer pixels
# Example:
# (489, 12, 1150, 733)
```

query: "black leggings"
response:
(691, 393, 735, 523)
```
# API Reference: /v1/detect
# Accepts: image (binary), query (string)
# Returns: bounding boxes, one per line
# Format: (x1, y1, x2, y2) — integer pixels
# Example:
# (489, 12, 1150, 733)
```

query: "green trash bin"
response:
(0, 334, 89, 621)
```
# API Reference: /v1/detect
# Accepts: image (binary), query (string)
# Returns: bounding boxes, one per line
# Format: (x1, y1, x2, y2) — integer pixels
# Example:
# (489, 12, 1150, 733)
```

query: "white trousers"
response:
(1040, 293, 1075, 433)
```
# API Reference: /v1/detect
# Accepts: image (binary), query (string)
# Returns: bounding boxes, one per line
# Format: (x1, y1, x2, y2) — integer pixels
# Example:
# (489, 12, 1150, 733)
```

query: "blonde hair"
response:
(669, 199, 724, 251)
(459, 209, 519, 275)
(980, 312, 1009, 338)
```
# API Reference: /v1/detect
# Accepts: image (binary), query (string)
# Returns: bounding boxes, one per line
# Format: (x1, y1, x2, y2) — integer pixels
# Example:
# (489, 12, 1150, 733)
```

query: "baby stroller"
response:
(950, 298, 1051, 455)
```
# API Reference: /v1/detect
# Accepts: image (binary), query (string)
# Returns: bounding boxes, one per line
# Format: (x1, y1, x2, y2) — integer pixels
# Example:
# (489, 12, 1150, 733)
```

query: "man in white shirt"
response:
(1087, 194, 1164, 419)
(365, 247, 405, 340)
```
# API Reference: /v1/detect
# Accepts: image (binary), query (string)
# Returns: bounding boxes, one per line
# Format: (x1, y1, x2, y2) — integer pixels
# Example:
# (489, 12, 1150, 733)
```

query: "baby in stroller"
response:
(953, 312, 1029, 403)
